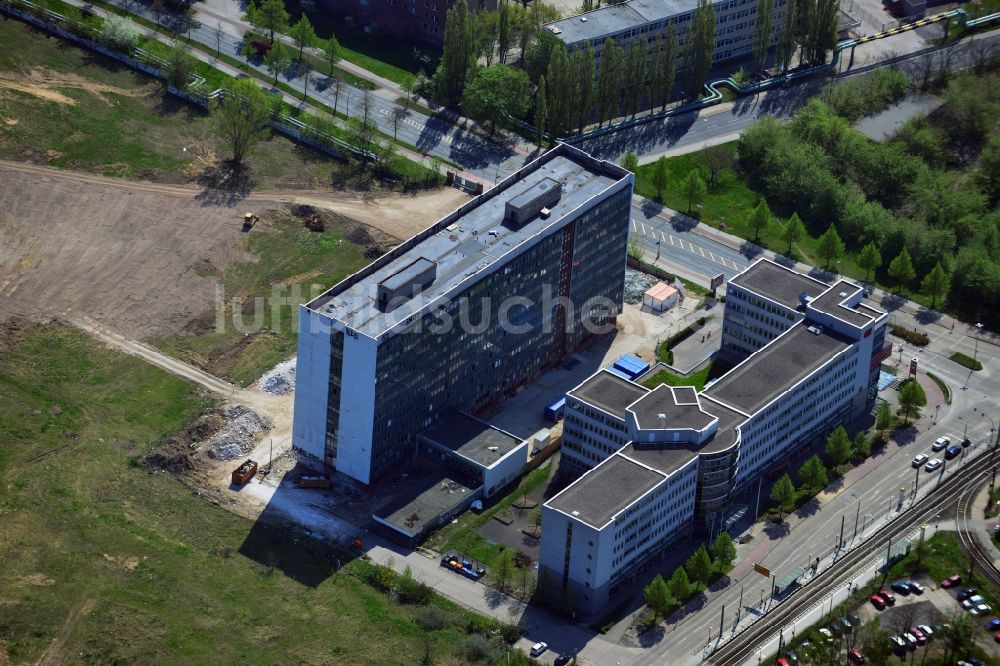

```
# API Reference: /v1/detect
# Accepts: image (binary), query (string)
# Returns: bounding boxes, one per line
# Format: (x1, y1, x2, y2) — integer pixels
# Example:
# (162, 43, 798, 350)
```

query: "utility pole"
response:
(755, 475, 763, 520)
(853, 499, 861, 541)
(838, 514, 845, 550)
(720, 604, 725, 636)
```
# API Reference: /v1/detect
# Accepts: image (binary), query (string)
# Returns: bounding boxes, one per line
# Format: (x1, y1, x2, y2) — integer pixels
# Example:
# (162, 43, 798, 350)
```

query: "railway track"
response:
(956, 466, 1000, 591)
(708, 448, 1000, 666)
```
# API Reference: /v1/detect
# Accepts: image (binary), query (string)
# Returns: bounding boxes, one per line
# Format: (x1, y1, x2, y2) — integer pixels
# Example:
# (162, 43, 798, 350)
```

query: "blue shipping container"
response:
(544, 397, 566, 422)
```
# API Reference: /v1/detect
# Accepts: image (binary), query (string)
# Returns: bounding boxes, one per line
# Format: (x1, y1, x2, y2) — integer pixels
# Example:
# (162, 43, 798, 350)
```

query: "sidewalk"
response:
(46, 0, 447, 177)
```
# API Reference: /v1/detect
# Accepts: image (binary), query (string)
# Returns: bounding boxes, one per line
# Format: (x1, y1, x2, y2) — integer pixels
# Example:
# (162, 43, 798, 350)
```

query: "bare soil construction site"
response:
(0, 160, 468, 339)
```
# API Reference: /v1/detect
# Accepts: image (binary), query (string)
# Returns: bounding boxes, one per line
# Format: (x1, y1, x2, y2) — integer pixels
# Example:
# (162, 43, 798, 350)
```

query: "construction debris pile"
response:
(624, 269, 654, 304)
(258, 358, 296, 395)
(206, 405, 273, 460)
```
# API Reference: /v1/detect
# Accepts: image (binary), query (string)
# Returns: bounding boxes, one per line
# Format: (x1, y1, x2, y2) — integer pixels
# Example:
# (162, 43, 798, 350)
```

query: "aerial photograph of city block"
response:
(0, 0, 998, 661)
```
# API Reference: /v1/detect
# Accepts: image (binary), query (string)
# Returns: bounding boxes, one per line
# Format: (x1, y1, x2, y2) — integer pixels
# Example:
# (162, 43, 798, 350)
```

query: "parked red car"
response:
(870, 593, 886, 610)
(941, 574, 962, 588)
(848, 648, 867, 664)
(880, 590, 896, 605)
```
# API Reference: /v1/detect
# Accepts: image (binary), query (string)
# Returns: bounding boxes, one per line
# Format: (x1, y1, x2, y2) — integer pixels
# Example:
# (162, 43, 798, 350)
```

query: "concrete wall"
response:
(483, 441, 530, 498)
(292, 308, 334, 462)
(336, 332, 380, 485)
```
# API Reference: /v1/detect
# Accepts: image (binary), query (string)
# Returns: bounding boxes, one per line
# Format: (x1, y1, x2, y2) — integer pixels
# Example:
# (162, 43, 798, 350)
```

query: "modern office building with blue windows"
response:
(292, 144, 633, 487)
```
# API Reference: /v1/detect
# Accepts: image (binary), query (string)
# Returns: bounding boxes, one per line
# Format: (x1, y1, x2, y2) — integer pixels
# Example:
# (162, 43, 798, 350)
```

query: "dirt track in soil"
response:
(0, 160, 469, 339)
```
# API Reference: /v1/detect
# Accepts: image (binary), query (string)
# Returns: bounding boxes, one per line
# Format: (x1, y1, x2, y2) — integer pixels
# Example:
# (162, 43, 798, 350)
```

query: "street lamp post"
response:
(974, 322, 984, 364)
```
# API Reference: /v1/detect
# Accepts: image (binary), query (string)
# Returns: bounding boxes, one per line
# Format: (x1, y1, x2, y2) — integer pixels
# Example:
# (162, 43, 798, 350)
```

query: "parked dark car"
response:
(946, 444, 962, 459)
(891, 581, 911, 594)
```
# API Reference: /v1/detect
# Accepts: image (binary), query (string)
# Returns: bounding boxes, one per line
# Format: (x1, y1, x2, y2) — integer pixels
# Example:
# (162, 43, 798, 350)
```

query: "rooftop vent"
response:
(377, 257, 437, 312)
(547, 25, 562, 34)
(580, 16, 587, 21)
(838, 291, 848, 298)
(505, 178, 562, 228)
(807, 325, 823, 335)
(799, 291, 813, 307)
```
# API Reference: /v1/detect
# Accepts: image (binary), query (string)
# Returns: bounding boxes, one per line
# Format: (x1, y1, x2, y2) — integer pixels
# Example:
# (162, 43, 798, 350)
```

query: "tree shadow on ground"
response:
(915, 307, 942, 325)
(669, 211, 698, 233)
(891, 424, 918, 446)
(807, 266, 837, 283)
(666, 591, 707, 624)
(795, 497, 822, 519)
(764, 520, 791, 539)
(708, 574, 732, 593)
(196, 160, 255, 205)
(637, 625, 666, 647)
(640, 198, 664, 219)
(771, 253, 797, 268)
(739, 240, 764, 261)
(879, 292, 906, 312)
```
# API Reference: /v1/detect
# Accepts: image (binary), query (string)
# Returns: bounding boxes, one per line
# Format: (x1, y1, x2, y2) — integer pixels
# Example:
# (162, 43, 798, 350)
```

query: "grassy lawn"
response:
(0, 322, 490, 664)
(950, 352, 983, 372)
(0, 18, 357, 187)
(641, 364, 714, 391)
(152, 209, 372, 384)
(291, 4, 438, 86)
(426, 461, 554, 576)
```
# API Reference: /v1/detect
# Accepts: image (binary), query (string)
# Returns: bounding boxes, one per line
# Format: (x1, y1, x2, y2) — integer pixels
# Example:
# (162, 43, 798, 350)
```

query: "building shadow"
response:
(237, 462, 360, 588)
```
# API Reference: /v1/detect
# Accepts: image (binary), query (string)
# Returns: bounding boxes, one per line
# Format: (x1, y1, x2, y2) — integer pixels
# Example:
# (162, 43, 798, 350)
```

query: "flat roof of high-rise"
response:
(568, 369, 650, 419)
(544, 0, 702, 46)
(728, 260, 828, 310)
(547, 454, 665, 528)
(305, 145, 628, 339)
(704, 322, 852, 414)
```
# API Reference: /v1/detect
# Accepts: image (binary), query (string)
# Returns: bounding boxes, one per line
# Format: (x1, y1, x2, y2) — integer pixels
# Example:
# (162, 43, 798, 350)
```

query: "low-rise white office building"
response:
(540, 260, 890, 613)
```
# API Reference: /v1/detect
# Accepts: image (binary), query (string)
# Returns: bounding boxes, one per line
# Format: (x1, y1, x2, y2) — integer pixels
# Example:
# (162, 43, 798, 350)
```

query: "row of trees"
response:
(643, 531, 737, 621)
(737, 65, 1000, 318)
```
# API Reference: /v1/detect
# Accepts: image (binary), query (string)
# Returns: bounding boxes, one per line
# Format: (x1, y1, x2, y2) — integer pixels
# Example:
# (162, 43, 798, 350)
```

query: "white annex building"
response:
(540, 259, 890, 613)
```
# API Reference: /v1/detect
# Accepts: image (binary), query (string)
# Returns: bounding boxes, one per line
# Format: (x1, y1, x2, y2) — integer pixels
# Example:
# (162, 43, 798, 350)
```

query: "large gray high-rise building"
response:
(292, 144, 633, 487)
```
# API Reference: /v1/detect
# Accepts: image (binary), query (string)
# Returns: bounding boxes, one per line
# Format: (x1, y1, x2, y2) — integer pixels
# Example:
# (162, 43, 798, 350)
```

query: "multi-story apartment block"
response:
(319, 0, 494, 46)
(540, 259, 890, 613)
(543, 0, 786, 66)
(292, 144, 633, 487)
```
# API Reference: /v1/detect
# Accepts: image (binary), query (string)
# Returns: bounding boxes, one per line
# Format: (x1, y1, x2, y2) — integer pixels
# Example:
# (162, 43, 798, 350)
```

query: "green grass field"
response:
(0, 322, 486, 664)
(152, 209, 371, 384)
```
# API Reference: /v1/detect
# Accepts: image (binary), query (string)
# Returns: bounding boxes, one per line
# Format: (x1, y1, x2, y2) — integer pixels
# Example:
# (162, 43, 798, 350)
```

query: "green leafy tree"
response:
(571, 40, 595, 133)
(212, 77, 271, 165)
(623, 37, 647, 118)
(643, 574, 675, 621)
(857, 241, 882, 282)
(815, 224, 844, 270)
(797, 0, 817, 65)
(854, 430, 872, 460)
(684, 169, 706, 214)
(247, 0, 289, 44)
(460, 64, 531, 134)
(978, 134, 1000, 203)
(769, 473, 796, 519)
(710, 531, 736, 568)
(748, 199, 772, 242)
(166, 40, 195, 88)
(876, 400, 894, 437)
(658, 25, 678, 112)
(322, 35, 341, 75)
(814, 0, 839, 64)
(619, 151, 639, 173)
(101, 14, 141, 49)
(898, 379, 926, 424)
(780, 212, 805, 255)
(596, 38, 624, 126)
(667, 566, 693, 600)
(825, 425, 852, 467)
(289, 14, 316, 61)
(887, 247, 916, 293)
(922, 262, 950, 308)
(797, 454, 828, 496)
(434, 0, 475, 106)
(682, 0, 716, 98)
(751, 0, 775, 74)
(942, 612, 975, 663)
(535, 75, 548, 149)
(653, 156, 669, 202)
(496, 0, 514, 64)
(545, 44, 572, 137)
(495, 548, 515, 592)
(775, 0, 797, 72)
(685, 545, 712, 587)
(264, 40, 289, 85)
(695, 143, 733, 190)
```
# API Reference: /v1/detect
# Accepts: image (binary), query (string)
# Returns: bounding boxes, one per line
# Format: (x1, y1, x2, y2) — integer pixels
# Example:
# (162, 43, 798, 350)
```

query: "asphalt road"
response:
(85, 0, 1000, 185)
(629, 202, 749, 281)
